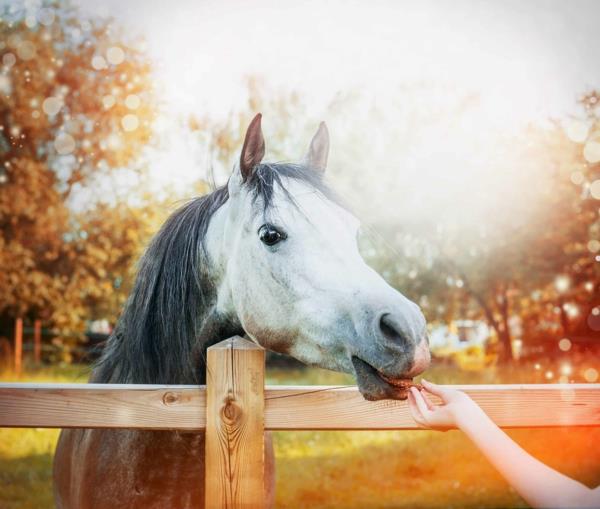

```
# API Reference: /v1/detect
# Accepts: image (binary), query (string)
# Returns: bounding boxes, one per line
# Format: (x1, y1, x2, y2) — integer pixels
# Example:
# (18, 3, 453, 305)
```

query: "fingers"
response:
(407, 391, 427, 429)
(411, 387, 431, 419)
(407, 391, 421, 418)
(422, 391, 435, 411)
(421, 379, 451, 400)
(421, 378, 441, 394)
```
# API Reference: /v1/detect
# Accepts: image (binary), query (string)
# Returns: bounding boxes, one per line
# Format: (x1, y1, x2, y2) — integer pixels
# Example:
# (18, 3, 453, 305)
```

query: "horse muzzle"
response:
(352, 335, 430, 401)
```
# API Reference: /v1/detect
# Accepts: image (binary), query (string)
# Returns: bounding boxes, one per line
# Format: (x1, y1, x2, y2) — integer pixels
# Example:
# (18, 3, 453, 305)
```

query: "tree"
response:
(0, 1, 156, 344)
(522, 92, 600, 341)
(423, 102, 600, 360)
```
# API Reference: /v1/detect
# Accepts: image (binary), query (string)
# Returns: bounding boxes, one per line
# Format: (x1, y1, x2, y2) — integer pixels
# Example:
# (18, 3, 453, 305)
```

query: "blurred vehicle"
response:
(429, 320, 497, 371)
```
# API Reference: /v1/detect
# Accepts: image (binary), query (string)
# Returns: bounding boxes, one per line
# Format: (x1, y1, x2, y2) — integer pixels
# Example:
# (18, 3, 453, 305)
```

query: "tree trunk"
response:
(441, 259, 515, 364)
(497, 327, 513, 363)
(497, 289, 514, 363)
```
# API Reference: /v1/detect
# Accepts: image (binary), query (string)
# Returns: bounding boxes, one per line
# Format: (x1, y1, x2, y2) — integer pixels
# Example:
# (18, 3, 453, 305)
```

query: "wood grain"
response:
(205, 336, 266, 509)
(264, 384, 600, 429)
(0, 383, 206, 429)
(0, 383, 599, 430)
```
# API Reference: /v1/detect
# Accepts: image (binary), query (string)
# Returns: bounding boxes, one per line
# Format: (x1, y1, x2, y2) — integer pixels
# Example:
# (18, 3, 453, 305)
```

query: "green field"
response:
(1, 362, 600, 509)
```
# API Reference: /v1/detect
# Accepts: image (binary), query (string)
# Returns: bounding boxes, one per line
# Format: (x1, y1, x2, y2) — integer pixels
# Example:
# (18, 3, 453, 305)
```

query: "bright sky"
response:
(74, 0, 600, 204)
(79, 0, 600, 118)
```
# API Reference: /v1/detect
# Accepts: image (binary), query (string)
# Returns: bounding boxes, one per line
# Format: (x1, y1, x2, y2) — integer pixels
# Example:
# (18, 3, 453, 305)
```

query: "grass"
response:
(2, 361, 600, 508)
(0, 364, 91, 509)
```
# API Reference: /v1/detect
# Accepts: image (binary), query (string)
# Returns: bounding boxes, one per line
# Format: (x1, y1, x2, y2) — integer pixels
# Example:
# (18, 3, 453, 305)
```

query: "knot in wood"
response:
(162, 391, 179, 406)
(221, 396, 241, 423)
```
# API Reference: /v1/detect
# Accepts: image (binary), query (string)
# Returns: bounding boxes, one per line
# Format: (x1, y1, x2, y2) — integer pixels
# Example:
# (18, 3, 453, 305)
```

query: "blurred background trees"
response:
(0, 1, 598, 364)
(0, 2, 159, 352)
(193, 82, 600, 363)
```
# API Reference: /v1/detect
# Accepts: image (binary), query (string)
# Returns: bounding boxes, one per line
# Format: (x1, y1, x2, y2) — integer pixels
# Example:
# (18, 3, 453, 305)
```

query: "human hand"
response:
(407, 379, 479, 431)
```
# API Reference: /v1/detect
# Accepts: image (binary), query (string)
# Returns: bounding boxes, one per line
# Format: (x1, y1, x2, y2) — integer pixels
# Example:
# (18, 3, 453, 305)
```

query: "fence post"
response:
(205, 336, 265, 509)
(14, 318, 23, 377)
(33, 319, 42, 365)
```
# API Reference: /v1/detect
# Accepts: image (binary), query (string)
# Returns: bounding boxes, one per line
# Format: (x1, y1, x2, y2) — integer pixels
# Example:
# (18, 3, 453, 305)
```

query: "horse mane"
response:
(93, 162, 335, 384)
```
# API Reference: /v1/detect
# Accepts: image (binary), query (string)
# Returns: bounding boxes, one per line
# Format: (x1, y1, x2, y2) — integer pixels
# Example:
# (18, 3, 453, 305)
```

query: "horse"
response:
(53, 114, 431, 509)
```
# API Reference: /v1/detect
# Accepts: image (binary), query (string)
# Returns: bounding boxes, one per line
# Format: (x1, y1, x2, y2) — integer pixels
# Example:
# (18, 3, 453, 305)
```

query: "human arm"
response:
(408, 380, 600, 509)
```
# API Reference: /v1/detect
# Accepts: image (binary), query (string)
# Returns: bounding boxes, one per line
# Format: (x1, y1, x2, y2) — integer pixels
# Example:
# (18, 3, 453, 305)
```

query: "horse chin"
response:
(351, 356, 413, 401)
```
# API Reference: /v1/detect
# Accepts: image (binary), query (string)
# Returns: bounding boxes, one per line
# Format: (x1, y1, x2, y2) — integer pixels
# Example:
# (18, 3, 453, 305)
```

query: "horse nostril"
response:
(379, 313, 405, 344)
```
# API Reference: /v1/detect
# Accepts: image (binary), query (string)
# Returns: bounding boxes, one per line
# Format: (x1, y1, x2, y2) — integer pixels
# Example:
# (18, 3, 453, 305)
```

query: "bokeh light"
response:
(121, 114, 139, 132)
(560, 364, 572, 376)
(91, 55, 107, 70)
(106, 46, 125, 65)
(102, 95, 115, 108)
(570, 171, 584, 185)
(16, 40, 35, 60)
(558, 338, 571, 352)
(2, 52, 16, 67)
(584, 368, 599, 383)
(563, 303, 579, 319)
(54, 133, 76, 155)
(584, 141, 600, 164)
(554, 275, 570, 293)
(42, 97, 63, 116)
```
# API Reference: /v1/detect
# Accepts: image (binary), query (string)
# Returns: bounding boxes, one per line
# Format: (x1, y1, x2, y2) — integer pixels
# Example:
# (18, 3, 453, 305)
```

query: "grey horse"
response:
(53, 114, 430, 508)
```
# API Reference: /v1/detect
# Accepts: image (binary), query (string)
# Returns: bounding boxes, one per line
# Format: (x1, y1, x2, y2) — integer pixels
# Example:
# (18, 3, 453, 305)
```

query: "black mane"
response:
(93, 162, 334, 384)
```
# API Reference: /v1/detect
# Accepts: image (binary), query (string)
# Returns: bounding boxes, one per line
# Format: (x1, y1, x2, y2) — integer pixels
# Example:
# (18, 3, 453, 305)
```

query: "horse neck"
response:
(192, 307, 244, 384)
(94, 274, 243, 386)
(93, 194, 243, 386)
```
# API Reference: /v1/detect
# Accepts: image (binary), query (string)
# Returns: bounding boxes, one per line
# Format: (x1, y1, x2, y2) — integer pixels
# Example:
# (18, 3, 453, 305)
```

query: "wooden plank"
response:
(14, 318, 23, 377)
(205, 337, 266, 509)
(0, 383, 206, 429)
(0, 383, 599, 430)
(265, 384, 600, 429)
(33, 319, 41, 365)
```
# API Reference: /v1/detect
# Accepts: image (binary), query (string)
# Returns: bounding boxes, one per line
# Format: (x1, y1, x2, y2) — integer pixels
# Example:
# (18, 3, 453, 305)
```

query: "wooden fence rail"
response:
(1, 336, 600, 508)
(2, 382, 600, 430)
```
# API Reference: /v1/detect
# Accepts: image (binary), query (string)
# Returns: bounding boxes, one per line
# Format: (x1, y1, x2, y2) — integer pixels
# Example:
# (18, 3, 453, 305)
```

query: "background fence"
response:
(1, 336, 600, 508)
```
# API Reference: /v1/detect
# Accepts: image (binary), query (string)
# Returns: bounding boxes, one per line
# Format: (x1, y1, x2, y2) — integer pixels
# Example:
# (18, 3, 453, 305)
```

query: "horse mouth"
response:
(378, 372, 415, 390)
(351, 356, 415, 401)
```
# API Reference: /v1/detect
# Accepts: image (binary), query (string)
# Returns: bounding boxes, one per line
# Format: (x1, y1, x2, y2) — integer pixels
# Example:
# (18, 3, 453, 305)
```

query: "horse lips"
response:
(377, 372, 423, 392)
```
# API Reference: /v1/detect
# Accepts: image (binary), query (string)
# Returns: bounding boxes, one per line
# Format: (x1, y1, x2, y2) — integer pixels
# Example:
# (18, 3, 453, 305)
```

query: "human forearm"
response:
(456, 405, 596, 508)
(408, 382, 599, 508)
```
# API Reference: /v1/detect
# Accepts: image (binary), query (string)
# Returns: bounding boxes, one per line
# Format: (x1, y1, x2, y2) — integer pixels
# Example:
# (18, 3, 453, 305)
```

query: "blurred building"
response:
(429, 320, 491, 352)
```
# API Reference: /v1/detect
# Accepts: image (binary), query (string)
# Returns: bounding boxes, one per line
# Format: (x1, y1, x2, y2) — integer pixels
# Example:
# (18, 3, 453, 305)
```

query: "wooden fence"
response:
(8, 318, 97, 376)
(1, 336, 600, 508)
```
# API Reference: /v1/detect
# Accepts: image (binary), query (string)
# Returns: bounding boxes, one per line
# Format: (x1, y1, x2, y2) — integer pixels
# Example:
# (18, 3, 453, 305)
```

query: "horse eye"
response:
(258, 224, 287, 246)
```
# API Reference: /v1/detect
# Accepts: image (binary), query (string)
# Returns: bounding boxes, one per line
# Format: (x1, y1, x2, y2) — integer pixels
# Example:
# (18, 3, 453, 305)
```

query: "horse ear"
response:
(240, 113, 265, 181)
(305, 122, 329, 172)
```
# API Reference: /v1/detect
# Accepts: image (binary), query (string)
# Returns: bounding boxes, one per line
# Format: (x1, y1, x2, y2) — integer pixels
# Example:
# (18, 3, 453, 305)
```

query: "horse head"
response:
(206, 114, 430, 400)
